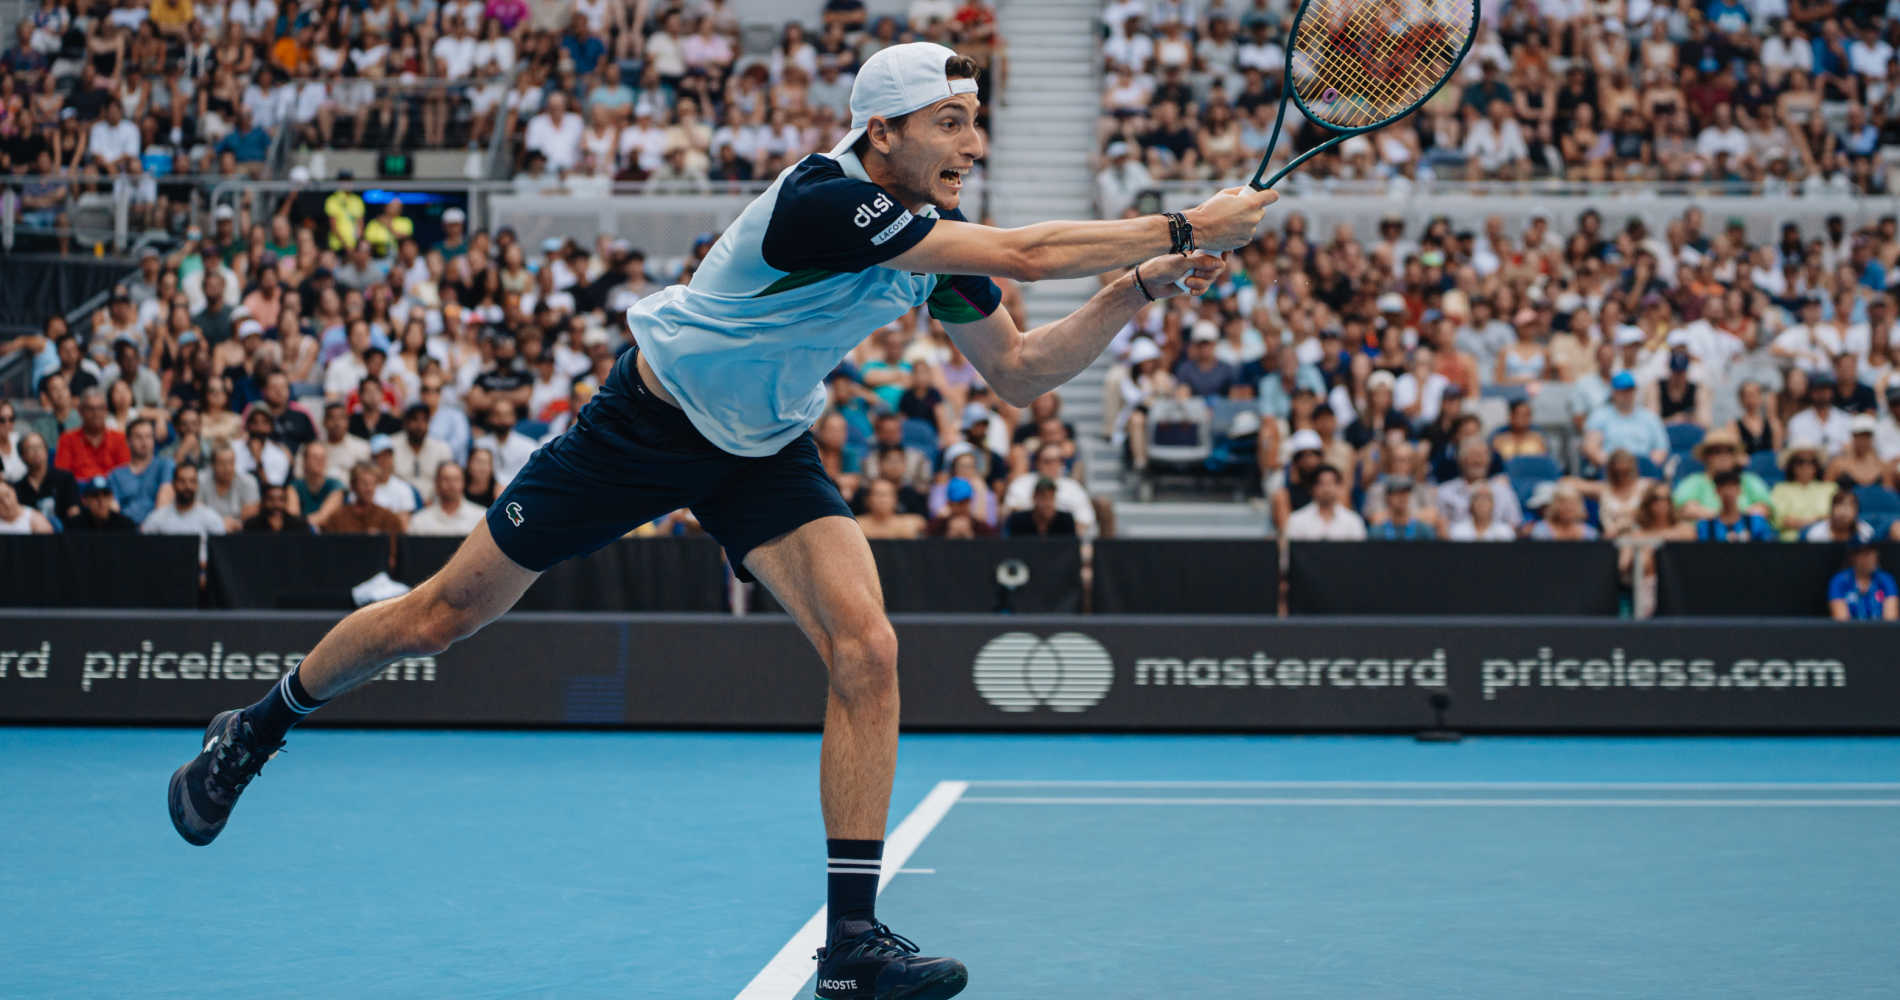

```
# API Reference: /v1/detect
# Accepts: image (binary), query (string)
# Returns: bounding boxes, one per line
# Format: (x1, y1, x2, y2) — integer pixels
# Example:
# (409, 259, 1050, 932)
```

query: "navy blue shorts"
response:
(485, 346, 852, 581)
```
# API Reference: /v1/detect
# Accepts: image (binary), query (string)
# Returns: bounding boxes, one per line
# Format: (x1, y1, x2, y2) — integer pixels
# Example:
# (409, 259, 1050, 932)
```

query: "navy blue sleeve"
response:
(761, 156, 937, 274)
(924, 205, 1003, 323)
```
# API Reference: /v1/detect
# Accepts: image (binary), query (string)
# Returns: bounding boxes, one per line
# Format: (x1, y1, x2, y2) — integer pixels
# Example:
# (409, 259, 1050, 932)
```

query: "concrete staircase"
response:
(988, 0, 1264, 538)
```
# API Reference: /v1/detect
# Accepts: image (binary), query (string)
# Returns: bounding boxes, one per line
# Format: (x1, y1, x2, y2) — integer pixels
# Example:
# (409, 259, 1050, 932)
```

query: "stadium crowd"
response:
(0, 0, 1005, 236)
(1095, 0, 1898, 203)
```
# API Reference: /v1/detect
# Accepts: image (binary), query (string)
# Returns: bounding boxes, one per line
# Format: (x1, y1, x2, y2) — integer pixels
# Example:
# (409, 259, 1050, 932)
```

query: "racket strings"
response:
(1291, 0, 1473, 129)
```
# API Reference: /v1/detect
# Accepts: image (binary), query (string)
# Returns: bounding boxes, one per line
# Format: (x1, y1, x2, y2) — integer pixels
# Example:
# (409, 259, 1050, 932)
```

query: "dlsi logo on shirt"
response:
(852, 194, 894, 228)
(972, 632, 1114, 713)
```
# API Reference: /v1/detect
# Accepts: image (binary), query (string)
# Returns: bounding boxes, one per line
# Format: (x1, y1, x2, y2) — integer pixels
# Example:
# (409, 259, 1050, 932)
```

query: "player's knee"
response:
(408, 593, 486, 656)
(826, 620, 899, 705)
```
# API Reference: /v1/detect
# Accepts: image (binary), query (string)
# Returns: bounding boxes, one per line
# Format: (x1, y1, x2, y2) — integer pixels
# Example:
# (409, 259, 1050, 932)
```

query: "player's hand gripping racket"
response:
(1246, 0, 1480, 191)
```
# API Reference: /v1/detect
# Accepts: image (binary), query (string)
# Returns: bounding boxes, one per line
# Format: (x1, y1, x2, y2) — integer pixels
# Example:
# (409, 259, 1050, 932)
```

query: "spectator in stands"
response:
(390, 403, 452, 503)
(54, 389, 130, 482)
(292, 441, 345, 528)
(242, 481, 311, 535)
(1826, 415, 1892, 490)
(347, 374, 402, 438)
(1567, 450, 1650, 538)
(317, 402, 371, 482)
(107, 418, 174, 525)
(1695, 469, 1778, 542)
(439, 442, 490, 508)
(1530, 485, 1599, 540)
(326, 462, 406, 537)
(201, 442, 258, 531)
(1583, 372, 1668, 472)
(1366, 477, 1435, 540)
(1003, 477, 1078, 538)
(1283, 465, 1366, 541)
(853, 446, 930, 518)
(365, 435, 421, 516)
(1175, 323, 1237, 397)
(0, 479, 53, 534)
(1805, 489, 1873, 544)
(1676, 428, 1772, 521)
(1772, 443, 1835, 539)
(407, 461, 484, 537)
(1096, 141, 1152, 219)
(474, 400, 536, 488)
(858, 478, 926, 540)
(256, 371, 316, 452)
(0, 402, 21, 481)
(1787, 370, 1855, 454)
(1004, 445, 1096, 537)
(233, 405, 292, 486)
(1827, 542, 1898, 621)
(868, 412, 932, 492)
(1730, 379, 1781, 457)
(926, 477, 996, 538)
(1438, 439, 1522, 531)
(1490, 399, 1549, 460)
(142, 463, 226, 547)
(67, 476, 138, 534)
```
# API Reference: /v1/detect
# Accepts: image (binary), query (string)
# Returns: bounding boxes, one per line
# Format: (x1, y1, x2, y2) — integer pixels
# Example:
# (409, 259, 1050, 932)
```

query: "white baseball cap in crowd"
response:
(1366, 369, 1396, 393)
(1851, 413, 1878, 435)
(1127, 337, 1162, 365)
(443, 207, 466, 224)
(830, 42, 979, 158)
(1614, 325, 1645, 347)
(1286, 428, 1325, 457)
(1190, 321, 1220, 343)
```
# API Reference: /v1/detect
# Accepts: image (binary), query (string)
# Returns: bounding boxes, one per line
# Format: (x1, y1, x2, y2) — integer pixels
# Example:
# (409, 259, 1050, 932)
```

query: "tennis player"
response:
(169, 42, 1273, 999)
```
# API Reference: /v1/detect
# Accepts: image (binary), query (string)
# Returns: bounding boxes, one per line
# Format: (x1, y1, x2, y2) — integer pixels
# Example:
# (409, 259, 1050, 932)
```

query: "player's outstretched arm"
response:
(943, 253, 1224, 407)
(887, 187, 1274, 283)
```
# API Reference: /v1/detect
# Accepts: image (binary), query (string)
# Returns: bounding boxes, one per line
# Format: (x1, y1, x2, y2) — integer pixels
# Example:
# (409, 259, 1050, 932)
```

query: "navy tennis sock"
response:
(827, 839, 883, 938)
(240, 667, 328, 744)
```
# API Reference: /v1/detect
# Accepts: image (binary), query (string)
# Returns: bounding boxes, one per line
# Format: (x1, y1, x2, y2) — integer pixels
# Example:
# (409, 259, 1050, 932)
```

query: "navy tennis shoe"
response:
(167, 709, 283, 846)
(813, 921, 967, 1000)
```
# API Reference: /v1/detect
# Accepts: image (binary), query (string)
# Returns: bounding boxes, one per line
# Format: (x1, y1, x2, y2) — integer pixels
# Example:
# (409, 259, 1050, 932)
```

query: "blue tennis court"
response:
(6, 730, 1897, 998)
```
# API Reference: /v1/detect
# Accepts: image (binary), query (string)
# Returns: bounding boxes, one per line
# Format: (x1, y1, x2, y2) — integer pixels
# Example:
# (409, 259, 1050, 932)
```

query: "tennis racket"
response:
(1247, 0, 1480, 190)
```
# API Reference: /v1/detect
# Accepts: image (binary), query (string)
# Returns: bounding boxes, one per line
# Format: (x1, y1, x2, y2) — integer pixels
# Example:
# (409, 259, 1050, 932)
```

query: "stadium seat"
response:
(1672, 457, 1703, 485)
(1635, 455, 1664, 480)
(1864, 513, 1897, 541)
(516, 419, 549, 441)
(1749, 450, 1784, 485)
(900, 418, 939, 463)
(1504, 455, 1562, 484)
(1666, 424, 1704, 456)
(1854, 485, 1900, 516)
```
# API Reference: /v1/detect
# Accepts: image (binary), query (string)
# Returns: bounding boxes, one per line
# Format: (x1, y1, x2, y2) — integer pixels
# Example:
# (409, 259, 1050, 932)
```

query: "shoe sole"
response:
(815, 965, 968, 1000)
(167, 710, 238, 847)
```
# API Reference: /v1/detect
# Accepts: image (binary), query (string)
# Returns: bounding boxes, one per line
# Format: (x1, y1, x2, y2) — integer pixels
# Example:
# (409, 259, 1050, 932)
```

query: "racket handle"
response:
(1173, 251, 1219, 293)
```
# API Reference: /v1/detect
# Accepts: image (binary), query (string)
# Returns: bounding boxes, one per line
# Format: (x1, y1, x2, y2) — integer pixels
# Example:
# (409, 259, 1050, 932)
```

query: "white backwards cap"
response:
(830, 42, 978, 158)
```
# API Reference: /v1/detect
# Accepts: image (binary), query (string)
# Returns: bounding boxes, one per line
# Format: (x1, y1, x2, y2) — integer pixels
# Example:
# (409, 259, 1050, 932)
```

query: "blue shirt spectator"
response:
(1696, 512, 1776, 541)
(1583, 373, 1669, 468)
(217, 125, 273, 164)
(108, 453, 175, 525)
(1255, 362, 1327, 420)
(1829, 558, 1898, 621)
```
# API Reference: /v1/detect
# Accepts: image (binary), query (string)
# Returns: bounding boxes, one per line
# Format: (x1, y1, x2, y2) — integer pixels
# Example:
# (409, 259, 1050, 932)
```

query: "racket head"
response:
(1283, 0, 1479, 133)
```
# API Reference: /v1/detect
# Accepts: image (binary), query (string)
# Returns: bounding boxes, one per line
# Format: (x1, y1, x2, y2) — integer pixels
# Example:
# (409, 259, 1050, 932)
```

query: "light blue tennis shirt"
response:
(628, 150, 1001, 457)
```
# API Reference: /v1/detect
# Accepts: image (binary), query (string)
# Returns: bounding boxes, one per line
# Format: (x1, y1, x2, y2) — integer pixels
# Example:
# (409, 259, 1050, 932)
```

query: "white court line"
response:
(735, 781, 968, 1000)
(965, 780, 1900, 791)
(961, 796, 1900, 808)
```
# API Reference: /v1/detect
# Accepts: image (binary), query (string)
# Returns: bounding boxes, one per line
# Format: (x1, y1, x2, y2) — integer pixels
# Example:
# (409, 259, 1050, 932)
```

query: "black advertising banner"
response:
(1653, 542, 1891, 617)
(0, 535, 200, 609)
(1091, 540, 1278, 614)
(1288, 542, 1621, 615)
(2, 611, 1896, 732)
(208, 535, 393, 609)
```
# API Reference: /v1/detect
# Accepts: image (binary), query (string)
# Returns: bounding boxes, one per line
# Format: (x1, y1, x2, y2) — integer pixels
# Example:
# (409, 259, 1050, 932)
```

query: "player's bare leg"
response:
(168, 520, 540, 845)
(746, 515, 967, 1000)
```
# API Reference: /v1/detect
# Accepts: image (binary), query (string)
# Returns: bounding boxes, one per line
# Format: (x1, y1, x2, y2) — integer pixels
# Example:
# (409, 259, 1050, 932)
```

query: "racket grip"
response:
(1173, 251, 1219, 293)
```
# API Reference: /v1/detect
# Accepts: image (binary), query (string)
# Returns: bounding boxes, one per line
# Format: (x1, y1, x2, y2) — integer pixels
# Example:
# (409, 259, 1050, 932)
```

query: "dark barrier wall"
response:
(398, 536, 728, 612)
(1288, 542, 1621, 615)
(1091, 540, 1278, 614)
(209, 535, 392, 609)
(0, 256, 130, 335)
(2, 611, 1892, 732)
(754, 539, 1083, 614)
(0, 536, 200, 608)
(1655, 542, 1886, 617)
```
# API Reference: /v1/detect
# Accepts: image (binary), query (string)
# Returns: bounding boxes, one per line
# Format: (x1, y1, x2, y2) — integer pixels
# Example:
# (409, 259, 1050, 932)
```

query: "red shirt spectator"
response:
(54, 392, 130, 480)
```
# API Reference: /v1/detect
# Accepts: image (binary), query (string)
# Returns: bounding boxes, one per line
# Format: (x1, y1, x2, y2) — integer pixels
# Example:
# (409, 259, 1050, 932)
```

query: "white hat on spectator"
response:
(1127, 337, 1162, 365)
(443, 208, 466, 224)
(1286, 428, 1324, 457)
(961, 402, 993, 428)
(1228, 410, 1261, 438)
(1613, 326, 1645, 347)
(1367, 369, 1396, 394)
(289, 165, 311, 183)
(1106, 141, 1131, 159)
(582, 327, 611, 348)
(1190, 322, 1220, 343)
(830, 42, 980, 158)
(237, 319, 265, 339)
(214, 204, 235, 221)
(1376, 292, 1406, 314)
(1851, 413, 1878, 435)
